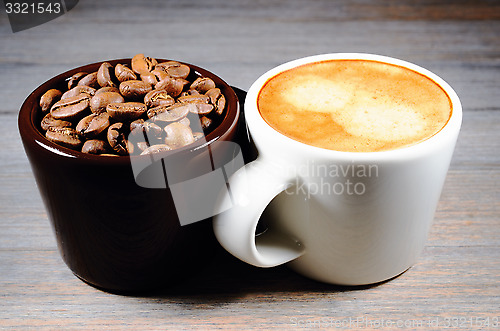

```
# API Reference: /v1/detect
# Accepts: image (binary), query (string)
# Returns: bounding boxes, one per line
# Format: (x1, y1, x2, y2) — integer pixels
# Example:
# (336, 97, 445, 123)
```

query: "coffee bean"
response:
(129, 119, 163, 151)
(156, 61, 190, 79)
(140, 144, 172, 155)
(50, 93, 90, 120)
(147, 103, 190, 123)
(97, 62, 117, 88)
(154, 61, 176, 71)
(180, 89, 201, 97)
(131, 54, 157, 75)
(76, 112, 110, 138)
(190, 77, 216, 93)
(136, 141, 150, 152)
(155, 76, 189, 97)
(166, 63, 190, 79)
(61, 86, 96, 100)
(46, 126, 82, 149)
(90, 91, 124, 113)
(41, 113, 72, 131)
(67, 72, 87, 90)
(178, 94, 210, 104)
(115, 64, 137, 82)
(81, 139, 109, 154)
(200, 116, 212, 130)
(77, 72, 100, 89)
(40, 89, 62, 113)
(107, 102, 147, 122)
(119, 80, 152, 100)
(178, 117, 190, 127)
(140, 73, 158, 87)
(190, 103, 214, 115)
(144, 89, 175, 108)
(177, 94, 214, 115)
(151, 68, 169, 82)
(107, 122, 133, 155)
(164, 122, 195, 149)
(129, 119, 163, 139)
(95, 86, 120, 95)
(206, 88, 226, 115)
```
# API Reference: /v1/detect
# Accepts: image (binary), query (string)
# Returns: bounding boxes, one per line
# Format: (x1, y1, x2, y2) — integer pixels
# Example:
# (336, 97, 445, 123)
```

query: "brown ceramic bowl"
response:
(18, 58, 241, 293)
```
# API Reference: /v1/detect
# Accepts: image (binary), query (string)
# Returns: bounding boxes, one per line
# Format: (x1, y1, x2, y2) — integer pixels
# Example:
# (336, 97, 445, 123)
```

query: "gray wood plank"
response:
(0, 246, 498, 329)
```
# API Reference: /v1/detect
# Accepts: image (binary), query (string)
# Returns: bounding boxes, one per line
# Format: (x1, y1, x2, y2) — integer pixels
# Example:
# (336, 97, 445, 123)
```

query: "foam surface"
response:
(258, 60, 452, 152)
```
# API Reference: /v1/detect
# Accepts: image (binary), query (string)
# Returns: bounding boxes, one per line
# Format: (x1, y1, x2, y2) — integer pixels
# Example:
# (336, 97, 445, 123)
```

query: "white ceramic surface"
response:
(213, 53, 462, 285)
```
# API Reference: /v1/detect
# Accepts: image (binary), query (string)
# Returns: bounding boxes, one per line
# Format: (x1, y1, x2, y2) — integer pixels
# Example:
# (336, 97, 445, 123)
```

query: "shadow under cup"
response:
(18, 59, 241, 293)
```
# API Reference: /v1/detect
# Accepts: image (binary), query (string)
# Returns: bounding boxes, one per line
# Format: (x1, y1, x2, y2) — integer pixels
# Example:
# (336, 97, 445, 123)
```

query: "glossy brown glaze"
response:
(18, 59, 242, 294)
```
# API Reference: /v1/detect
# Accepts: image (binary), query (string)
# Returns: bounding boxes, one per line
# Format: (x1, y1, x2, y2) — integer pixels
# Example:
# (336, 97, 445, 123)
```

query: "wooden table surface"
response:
(1, 0, 499, 329)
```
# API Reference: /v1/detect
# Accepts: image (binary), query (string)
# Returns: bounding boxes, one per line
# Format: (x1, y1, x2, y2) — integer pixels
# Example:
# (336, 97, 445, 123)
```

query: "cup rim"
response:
(18, 58, 240, 164)
(245, 53, 462, 161)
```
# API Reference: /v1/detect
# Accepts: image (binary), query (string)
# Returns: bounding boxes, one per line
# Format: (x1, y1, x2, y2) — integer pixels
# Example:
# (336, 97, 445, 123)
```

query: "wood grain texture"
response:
(1, 0, 499, 329)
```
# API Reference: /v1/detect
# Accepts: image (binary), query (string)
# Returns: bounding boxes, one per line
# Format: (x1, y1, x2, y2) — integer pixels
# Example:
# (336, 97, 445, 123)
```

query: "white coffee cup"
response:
(213, 53, 462, 285)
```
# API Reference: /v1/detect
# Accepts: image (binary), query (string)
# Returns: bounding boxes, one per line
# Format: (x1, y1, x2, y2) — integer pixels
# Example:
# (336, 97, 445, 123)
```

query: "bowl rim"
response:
(18, 58, 240, 165)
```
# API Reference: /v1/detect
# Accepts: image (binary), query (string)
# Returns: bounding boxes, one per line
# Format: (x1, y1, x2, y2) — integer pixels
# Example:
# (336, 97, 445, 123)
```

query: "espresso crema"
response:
(257, 59, 452, 152)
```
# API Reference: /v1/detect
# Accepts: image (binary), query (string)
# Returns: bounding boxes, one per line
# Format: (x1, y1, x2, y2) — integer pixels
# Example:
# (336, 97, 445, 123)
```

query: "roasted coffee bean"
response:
(154, 61, 175, 71)
(115, 64, 137, 82)
(178, 94, 210, 104)
(61, 86, 96, 100)
(77, 72, 100, 89)
(131, 54, 157, 75)
(178, 117, 190, 127)
(81, 139, 109, 154)
(156, 61, 190, 79)
(140, 144, 172, 155)
(147, 103, 190, 123)
(205, 88, 219, 102)
(151, 68, 169, 82)
(178, 94, 213, 114)
(200, 116, 212, 130)
(129, 120, 163, 148)
(107, 122, 133, 155)
(180, 89, 201, 97)
(136, 141, 150, 152)
(41, 113, 72, 131)
(119, 80, 152, 100)
(155, 76, 188, 97)
(189, 103, 213, 115)
(90, 91, 124, 113)
(141, 73, 158, 86)
(76, 112, 110, 138)
(129, 119, 163, 139)
(67, 72, 87, 89)
(190, 77, 216, 93)
(50, 93, 90, 120)
(97, 62, 117, 88)
(206, 88, 226, 115)
(107, 102, 147, 121)
(144, 89, 175, 108)
(40, 89, 62, 113)
(46, 126, 82, 149)
(166, 63, 190, 79)
(164, 122, 195, 149)
(94, 86, 120, 95)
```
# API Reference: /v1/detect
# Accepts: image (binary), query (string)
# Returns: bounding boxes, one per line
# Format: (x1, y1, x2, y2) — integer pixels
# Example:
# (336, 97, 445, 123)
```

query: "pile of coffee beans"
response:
(38, 54, 227, 156)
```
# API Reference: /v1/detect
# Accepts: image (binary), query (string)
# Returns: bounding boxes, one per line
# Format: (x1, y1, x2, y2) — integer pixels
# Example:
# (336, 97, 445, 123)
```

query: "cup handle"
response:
(213, 157, 305, 267)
